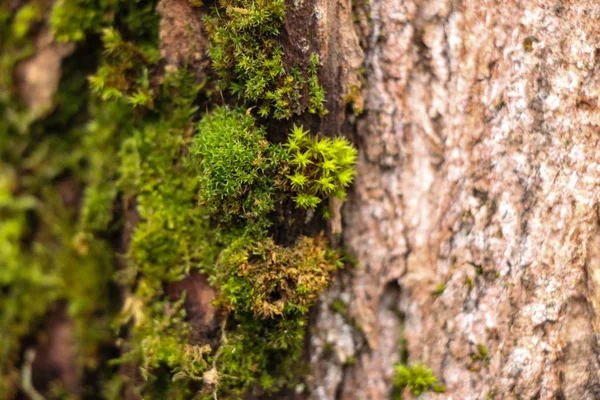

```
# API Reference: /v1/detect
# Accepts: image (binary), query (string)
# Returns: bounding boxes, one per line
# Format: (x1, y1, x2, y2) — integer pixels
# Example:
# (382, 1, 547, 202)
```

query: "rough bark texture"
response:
(283, 0, 364, 134)
(157, 0, 209, 74)
(310, 0, 600, 399)
(10, 0, 600, 399)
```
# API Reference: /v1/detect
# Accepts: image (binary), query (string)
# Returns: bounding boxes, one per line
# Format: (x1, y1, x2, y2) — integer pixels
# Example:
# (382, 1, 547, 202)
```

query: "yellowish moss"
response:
(217, 234, 342, 318)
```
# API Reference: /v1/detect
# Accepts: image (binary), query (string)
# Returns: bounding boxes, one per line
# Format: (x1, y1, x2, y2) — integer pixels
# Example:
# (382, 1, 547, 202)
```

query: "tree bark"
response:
(8, 0, 600, 399)
(310, 0, 600, 399)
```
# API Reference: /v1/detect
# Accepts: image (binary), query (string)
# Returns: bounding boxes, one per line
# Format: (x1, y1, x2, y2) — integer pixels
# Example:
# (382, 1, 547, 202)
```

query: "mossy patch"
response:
(1, 0, 358, 398)
(190, 107, 285, 228)
(393, 364, 445, 398)
(217, 234, 342, 318)
(285, 124, 357, 209)
(205, 0, 327, 119)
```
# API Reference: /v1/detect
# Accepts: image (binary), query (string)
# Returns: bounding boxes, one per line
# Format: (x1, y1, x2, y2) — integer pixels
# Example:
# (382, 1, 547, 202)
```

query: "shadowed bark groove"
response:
(310, 0, 600, 399)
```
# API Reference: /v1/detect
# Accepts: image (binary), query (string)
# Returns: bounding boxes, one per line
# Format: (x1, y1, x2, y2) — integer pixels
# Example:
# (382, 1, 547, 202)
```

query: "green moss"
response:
(190, 107, 285, 227)
(471, 343, 489, 362)
(120, 119, 213, 286)
(211, 312, 307, 397)
(2, 0, 358, 397)
(432, 282, 445, 296)
(331, 298, 348, 314)
(344, 355, 357, 365)
(112, 67, 223, 397)
(285, 125, 357, 209)
(0, 127, 116, 399)
(114, 96, 354, 395)
(51, 0, 159, 43)
(477, 344, 488, 359)
(0, 175, 46, 396)
(189, 233, 340, 397)
(0, 1, 133, 394)
(393, 364, 445, 398)
(205, 0, 327, 119)
(183, 105, 352, 397)
(89, 27, 160, 104)
(391, 314, 444, 399)
(0, 4, 35, 106)
(117, 295, 211, 383)
(12, 3, 42, 39)
(307, 53, 328, 117)
(217, 234, 342, 318)
(51, 0, 112, 42)
(1, 0, 179, 396)
(78, 102, 130, 234)
(0, 131, 116, 398)
(465, 276, 474, 289)
(343, 84, 364, 116)
(182, 104, 351, 396)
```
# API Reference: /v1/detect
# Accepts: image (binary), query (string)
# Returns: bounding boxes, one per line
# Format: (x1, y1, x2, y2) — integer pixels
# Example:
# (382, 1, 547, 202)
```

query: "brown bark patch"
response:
(167, 271, 217, 343)
(282, 0, 363, 135)
(15, 27, 74, 113)
(157, 0, 210, 76)
(31, 304, 81, 397)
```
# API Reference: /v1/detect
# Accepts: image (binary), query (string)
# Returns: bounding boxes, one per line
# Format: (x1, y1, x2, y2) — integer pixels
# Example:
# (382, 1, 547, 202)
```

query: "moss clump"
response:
(207, 235, 341, 397)
(55, 1, 212, 396)
(307, 53, 327, 116)
(51, 0, 112, 42)
(190, 107, 286, 226)
(117, 103, 355, 397)
(0, 1, 133, 394)
(470, 344, 489, 362)
(285, 125, 357, 209)
(12, 3, 42, 39)
(431, 282, 445, 296)
(78, 101, 132, 235)
(213, 312, 307, 397)
(0, 3, 35, 108)
(331, 298, 348, 314)
(117, 295, 211, 387)
(477, 344, 489, 359)
(187, 107, 349, 397)
(0, 175, 47, 395)
(205, 0, 327, 119)
(217, 235, 342, 318)
(191, 110, 358, 217)
(90, 27, 160, 104)
(120, 120, 211, 287)
(393, 364, 445, 398)
(114, 69, 222, 397)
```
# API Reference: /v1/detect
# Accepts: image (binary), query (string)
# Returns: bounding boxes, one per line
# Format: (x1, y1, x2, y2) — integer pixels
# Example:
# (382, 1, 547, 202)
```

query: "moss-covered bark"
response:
(0, 0, 359, 398)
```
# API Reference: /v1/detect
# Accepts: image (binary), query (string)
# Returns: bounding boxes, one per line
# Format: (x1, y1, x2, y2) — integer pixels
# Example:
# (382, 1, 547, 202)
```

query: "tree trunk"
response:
(5, 0, 600, 399)
(311, 0, 600, 399)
